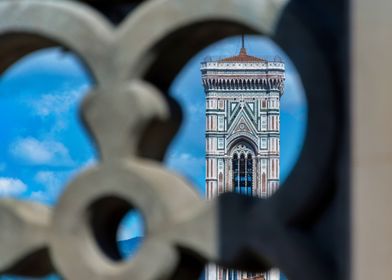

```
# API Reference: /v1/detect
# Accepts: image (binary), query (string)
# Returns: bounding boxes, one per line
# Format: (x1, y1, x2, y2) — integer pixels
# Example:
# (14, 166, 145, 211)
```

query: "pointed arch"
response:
(232, 153, 239, 193)
(227, 136, 258, 154)
(246, 153, 253, 196)
(229, 139, 256, 197)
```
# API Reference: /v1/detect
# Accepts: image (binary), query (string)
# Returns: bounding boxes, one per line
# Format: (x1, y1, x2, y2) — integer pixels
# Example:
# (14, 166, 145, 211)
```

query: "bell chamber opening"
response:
(231, 142, 255, 196)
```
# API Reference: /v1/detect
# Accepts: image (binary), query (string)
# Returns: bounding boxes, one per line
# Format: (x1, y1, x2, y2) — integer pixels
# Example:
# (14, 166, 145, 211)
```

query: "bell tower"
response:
(201, 37, 285, 280)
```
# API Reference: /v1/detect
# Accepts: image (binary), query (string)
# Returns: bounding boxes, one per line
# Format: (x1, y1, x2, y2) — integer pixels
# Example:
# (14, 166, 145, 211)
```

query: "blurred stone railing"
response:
(0, 0, 349, 280)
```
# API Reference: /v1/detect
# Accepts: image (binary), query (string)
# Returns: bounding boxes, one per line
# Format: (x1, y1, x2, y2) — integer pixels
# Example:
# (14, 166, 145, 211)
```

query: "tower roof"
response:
(219, 47, 266, 63)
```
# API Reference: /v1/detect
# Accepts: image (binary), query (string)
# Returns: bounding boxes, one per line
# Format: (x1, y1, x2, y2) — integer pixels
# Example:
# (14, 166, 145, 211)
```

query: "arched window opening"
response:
(229, 269, 237, 280)
(247, 154, 253, 196)
(239, 154, 246, 195)
(232, 153, 239, 193)
(231, 143, 254, 197)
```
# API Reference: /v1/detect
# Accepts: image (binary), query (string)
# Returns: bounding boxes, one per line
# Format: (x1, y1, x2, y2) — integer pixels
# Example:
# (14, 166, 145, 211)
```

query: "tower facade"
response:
(201, 44, 285, 280)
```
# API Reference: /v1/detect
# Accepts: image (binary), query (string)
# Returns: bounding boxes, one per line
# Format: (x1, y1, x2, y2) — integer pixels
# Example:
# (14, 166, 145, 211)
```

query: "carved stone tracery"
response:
(0, 0, 348, 280)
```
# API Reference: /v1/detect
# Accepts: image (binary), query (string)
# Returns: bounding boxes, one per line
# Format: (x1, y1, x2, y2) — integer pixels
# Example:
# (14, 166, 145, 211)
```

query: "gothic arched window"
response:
(231, 143, 254, 196)
(232, 153, 239, 193)
(247, 154, 253, 196)
(239, 154, 246, 194)
(229, 269, 237, 280)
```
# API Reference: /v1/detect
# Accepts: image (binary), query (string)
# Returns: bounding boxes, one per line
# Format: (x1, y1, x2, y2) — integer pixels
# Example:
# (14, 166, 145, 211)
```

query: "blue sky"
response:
(0, 35, 306, 252)
(0, 49, 95, 203)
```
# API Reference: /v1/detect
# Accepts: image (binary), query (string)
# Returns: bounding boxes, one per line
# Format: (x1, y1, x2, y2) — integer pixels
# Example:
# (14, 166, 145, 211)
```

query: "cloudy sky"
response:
(0, 35, 306, 257)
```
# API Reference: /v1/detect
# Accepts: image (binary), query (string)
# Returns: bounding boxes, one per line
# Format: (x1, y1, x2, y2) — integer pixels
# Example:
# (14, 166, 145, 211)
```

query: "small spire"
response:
(240, 34, 247, 55)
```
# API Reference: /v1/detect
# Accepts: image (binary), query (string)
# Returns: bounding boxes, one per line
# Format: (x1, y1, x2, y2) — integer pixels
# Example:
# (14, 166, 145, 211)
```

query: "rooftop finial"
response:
(240, 34, 247, 55)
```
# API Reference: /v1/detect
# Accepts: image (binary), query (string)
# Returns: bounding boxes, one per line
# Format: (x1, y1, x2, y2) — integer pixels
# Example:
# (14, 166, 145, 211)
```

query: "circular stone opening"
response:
(164, 35, 307, 280)
(88, 196, 145, 262)
(165, 35, 307, 195)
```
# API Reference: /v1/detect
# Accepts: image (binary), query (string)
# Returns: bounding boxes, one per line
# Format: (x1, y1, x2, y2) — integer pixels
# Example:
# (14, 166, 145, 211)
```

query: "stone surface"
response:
(352, 0, 392, 279)
(0, 200, 52, 276)
(0, 0, 351, 279)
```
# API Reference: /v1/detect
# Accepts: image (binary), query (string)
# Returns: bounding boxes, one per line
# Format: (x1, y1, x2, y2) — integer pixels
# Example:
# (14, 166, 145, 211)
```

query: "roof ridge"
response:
(219, 47, 266, 63)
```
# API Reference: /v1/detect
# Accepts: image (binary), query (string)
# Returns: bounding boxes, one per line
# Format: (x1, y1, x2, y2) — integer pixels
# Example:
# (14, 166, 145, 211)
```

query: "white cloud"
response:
(10, 137, 73, 166)
(30, 85, 88, 118)
(35, 171, 60, 187)
(31, 171, 65, 204)
(27, 158, 98, 205)
(0, 177, 27, 196)
(27, 84, 89, 132)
